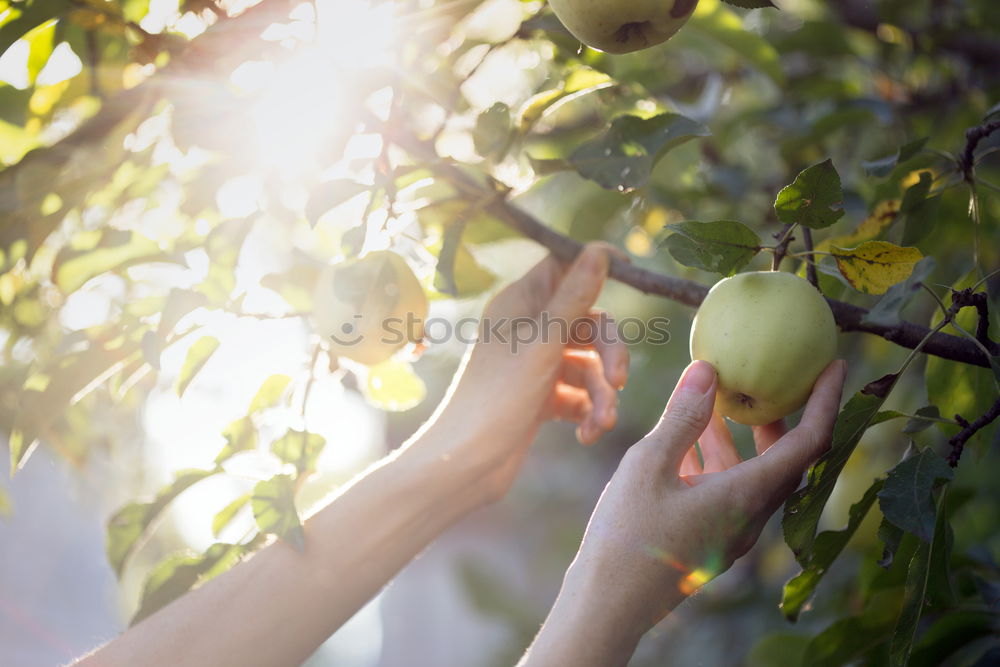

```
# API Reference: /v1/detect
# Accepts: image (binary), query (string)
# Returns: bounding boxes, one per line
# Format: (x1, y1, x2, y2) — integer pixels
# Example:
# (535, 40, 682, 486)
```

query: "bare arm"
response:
(76, 243, 628, 667)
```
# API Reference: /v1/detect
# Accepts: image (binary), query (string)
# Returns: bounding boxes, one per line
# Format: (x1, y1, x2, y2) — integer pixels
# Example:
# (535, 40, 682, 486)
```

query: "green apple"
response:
(313, 251, 428, 365)
(689, 271, 838, 425)
(548, 0, 699, 54)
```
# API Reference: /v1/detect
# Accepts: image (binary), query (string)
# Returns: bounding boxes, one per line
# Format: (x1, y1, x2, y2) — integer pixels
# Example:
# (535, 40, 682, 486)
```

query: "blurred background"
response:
(1, 0, 998, 665)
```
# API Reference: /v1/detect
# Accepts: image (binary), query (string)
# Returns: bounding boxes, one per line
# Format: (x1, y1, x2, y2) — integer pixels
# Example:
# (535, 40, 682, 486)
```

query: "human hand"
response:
(523, 358, 847, 665)
(406, 243, 629, 505)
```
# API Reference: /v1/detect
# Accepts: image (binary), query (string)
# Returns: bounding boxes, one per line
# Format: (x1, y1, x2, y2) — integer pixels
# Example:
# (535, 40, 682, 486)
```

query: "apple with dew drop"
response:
(548, 0, 699, 55)
(689, 271, 838, 425)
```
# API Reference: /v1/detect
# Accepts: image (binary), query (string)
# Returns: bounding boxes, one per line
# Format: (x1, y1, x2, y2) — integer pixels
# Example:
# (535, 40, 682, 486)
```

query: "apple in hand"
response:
(548, 0, 699, 55)
(689, 271, 838, 425)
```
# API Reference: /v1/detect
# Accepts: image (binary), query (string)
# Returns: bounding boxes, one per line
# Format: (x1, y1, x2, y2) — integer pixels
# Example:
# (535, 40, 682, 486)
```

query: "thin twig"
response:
(948, 397, 1000, 467)
(802, 227, 819, 287)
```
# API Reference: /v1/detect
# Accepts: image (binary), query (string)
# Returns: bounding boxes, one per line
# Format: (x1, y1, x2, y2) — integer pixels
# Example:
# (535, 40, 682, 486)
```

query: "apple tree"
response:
(0, 0, 998, 664)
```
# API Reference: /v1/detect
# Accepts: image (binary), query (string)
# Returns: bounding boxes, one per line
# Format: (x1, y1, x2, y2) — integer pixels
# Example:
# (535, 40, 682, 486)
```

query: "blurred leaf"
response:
(831, 241, 922, 295)
(248, 374, 291, 413)
(434, 224, 495, 297)
(473, 102, 512, 159)
(878, 448, 953, 542)
(660, 220, 761, 276)
(156, 288, 208, 344)
(25, 18, 55, 85)
(0, 0, 68, 57)
(260, 263, 320, 312)
(271, 429, 326, 476)
(900, 195, 941, 247)
(861, 257, 936, 327)
(863, 138, 928, 178)
(568, 113, 710, 193)
(52, 229, 177, 294)
(908, 610, 999, 666)
(782, 478, 883, 622)
(306, 179, 369, 227)
(747, 633, 809, 667)
(364, 360, 426, 412)
(215, 416, 257, 464)
(803, 590, 902, 666)
(176, 336, 220, 397)
(691, 0, 784, 85)
(0, 484, 11, 518)
(211, 493, 250, 538)
(816, 200, 900, 253)
(252, 474, 304, 552)
(784, 392, 887, 565)
(902, 406, 942, 434)
(106, 468, 216, 577)
(722, 0, 775, 8)
(774, 159, 844, 229)
(131, 540, 259, 625)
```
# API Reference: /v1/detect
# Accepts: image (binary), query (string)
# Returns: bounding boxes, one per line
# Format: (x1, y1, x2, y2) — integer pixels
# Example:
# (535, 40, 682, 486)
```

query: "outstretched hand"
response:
(523, 358, 847, 666)
(408, 243, 629, 505)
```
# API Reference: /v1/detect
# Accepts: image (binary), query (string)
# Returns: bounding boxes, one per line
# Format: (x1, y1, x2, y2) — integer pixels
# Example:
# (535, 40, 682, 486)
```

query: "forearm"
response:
(519, 554, 684, 667)
(79, 426, 482, 667)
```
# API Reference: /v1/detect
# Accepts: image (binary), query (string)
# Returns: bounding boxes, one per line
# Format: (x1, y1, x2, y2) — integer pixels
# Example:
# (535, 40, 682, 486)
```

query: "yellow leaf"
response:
(831, 241, 923, 295)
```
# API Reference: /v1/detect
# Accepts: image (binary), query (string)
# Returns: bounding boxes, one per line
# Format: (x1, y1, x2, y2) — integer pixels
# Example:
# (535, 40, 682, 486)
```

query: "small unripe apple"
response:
(313, 251, 428, 365)
(548, 0, 699, 55)
(689, 271, 838, 425)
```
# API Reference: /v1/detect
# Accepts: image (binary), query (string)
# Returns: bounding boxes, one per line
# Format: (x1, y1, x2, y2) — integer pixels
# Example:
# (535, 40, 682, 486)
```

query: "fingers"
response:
(550, 383, 615, 445)
(569, 310, 630, 389)
(680, 445, 703, 477)
(752, 420, 787, 456)
(730, 360, 848, 509)
(545, 244, 611, 323)
(699, 411, 742, 473)
(561, 350, 618, 437)
(642, 360, 718, 472)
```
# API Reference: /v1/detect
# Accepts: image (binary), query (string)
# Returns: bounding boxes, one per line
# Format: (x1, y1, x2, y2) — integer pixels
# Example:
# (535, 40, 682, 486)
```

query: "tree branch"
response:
(948, 397, 1000, 467)
(959, 120, 1000, 180)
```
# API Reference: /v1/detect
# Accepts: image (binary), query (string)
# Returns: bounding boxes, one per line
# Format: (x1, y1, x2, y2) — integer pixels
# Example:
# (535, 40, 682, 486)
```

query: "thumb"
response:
(544, 243, 611, 322)
(644, 360, 718, 471)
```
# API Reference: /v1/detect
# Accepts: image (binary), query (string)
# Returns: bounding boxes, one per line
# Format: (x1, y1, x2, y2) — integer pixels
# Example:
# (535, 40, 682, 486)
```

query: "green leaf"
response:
(211, 493, 250, 538)
(899, 171, 932, 215)
(248, 374, 291, 413)
(774, 159, 844, 229)
(863, 138, 928, 178)
(0, 0, 68, 58)
(52, 229, 179, 294)
(215, 416, 257, 464)
(251, 475, 305, 552)
(690, 0, 784, 84)
(878, 517, 905, 568)
(803, 590, 903, 666)
(25, 18, 55, 86)
(831, 241, 923, 295)
(783, 392, 886, 565)
(306, 179, 369, 227)
(888, 489, 950, 666)
(473, 102, 512, 159)
(176, 336, 219, 397)
(260, 264, 320, 312)
(364, 360, 426, 412)
(660, 220, 761, 276)
(131, 540, 259, 625)
(878, 448, 953, 542)
(271, 429, 326, 475)
(781, 478, 883, 622)
(861, 257, 936, 328)
(901, 406, 942, 434)
(747, 633, 809, 667)
(569, 113, 710, 193)
(106, 468, 217, 577)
